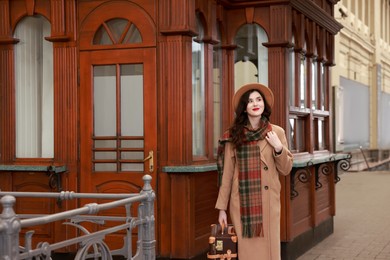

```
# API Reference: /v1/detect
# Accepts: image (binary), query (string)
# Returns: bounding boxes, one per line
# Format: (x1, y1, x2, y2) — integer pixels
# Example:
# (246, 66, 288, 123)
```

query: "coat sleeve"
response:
(273, 125, 293, 176)
(215, 142, 235, 211)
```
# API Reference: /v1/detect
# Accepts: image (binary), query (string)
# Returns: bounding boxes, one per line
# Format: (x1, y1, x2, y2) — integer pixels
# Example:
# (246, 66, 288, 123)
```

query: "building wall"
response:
(0, 0, 344, 259)
(333, 0, 390, 150)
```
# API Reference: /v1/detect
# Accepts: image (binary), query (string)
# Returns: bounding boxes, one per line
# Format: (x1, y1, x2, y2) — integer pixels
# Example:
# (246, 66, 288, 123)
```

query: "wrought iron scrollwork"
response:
(46, 166, 65, 208)
(289, 153, 352, 199)
(290, 167, 311, 199)
(315, 163, 332, 190)
(320, 163, 332, 176)
(334, 153, 352, 183)
(337, 155, 352, 172)
(46, 166, 63, 192)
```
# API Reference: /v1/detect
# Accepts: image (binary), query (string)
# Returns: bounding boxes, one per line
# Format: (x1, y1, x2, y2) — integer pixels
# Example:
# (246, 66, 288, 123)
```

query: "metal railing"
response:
(0, 174, 155, 260)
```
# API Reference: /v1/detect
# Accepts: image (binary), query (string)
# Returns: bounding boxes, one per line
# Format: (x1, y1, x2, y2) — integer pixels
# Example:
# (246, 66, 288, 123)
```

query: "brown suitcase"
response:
(207, 224, 238, 260)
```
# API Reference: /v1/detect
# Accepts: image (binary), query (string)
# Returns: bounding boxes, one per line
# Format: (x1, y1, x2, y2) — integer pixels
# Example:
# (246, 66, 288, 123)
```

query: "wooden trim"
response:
(290, 0, 343, 35)
(0, 48, 15, 162)
(0, 37, 19, 44)
(45, 36, 70, 42)
(79, 1, 156, 50)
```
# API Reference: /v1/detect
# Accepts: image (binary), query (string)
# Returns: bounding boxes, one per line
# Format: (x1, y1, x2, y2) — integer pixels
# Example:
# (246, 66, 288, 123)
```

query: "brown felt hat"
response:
(233, 83, 274, 110)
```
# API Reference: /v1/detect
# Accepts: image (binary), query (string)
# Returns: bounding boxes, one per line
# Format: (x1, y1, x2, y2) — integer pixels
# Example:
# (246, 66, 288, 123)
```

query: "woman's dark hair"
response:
(229, 89, 272, 148)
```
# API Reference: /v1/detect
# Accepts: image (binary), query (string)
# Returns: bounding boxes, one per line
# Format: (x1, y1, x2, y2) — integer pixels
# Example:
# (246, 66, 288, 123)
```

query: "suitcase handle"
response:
(211, 223, 236, 237)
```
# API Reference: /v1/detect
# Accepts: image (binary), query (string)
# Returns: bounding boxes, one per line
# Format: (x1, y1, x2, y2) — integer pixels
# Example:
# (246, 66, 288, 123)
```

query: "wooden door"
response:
(79, 48, 157, 248)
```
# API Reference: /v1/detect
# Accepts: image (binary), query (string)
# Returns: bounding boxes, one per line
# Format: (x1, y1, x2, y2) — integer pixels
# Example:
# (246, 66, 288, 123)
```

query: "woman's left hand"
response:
(265, 131, 283, 153)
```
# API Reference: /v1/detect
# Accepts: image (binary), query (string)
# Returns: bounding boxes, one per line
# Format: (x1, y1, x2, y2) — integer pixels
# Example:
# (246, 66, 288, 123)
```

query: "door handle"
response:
(143, 150, 154, 172)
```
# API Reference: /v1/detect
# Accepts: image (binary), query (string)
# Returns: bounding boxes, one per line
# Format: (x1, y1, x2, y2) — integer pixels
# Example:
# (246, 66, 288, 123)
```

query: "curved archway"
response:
(79, 1, 156, 50)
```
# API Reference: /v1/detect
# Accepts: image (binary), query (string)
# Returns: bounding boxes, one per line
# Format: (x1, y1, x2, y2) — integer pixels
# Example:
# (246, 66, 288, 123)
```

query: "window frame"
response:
(289, 47, 330, 155)
(212, 22, 223, 158)
(192, 13, 207, 159)
(191, 12, 226, 163)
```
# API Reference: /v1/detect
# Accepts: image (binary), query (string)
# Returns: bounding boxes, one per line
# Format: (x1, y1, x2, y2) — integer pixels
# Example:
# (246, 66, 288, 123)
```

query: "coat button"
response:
(264, 166, 268, 171)
(264, 186, 269, 190)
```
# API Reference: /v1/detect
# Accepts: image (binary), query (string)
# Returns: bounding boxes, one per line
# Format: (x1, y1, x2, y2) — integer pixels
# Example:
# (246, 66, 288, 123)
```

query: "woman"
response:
(215, 83, 293, 260)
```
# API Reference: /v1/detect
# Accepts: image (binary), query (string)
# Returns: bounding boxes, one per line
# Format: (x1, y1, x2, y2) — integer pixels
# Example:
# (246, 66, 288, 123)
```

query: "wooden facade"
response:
(0, 0, 344, 259)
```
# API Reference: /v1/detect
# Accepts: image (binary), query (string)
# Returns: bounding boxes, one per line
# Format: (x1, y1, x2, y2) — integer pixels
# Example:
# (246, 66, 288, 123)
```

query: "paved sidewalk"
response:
(297, 171, 390, 260)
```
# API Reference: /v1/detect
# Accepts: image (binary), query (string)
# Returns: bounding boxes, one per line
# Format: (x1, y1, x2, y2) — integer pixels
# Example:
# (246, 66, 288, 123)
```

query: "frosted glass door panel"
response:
(94, 65, 116, 136)
(92, 64, 145, 173)
(121, 64, 144, 136)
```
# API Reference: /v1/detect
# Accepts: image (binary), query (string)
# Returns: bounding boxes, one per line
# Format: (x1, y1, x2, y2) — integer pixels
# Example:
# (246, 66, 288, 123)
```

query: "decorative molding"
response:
(25, 0, 35, 16)
(159, 0, 196, 35)
(245, 7, 255, 24)
(0, 48, 15, 162)
(0, 0, 10, 36)
(263, 41, 291, 48)
(217, 0, 290, 8)
(0, 37, 19, 44)
(270, 5, 291, 43)
(45, 36, 70, 42)
(290, 0, 343, 35)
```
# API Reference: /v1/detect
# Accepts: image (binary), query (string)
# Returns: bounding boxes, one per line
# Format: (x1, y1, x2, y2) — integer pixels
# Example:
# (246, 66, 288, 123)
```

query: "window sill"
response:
(162, 164, 217, 173)
(293, 153, 351, 168)
(0, 165, 67, 173)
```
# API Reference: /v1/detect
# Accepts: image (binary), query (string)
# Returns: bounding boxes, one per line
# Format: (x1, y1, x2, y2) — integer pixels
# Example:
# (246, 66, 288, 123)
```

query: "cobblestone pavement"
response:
(297, 171, 390, 260)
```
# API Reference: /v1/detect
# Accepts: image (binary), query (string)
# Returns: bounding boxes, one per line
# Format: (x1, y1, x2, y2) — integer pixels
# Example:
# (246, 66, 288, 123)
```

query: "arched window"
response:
(93, 18, 142, 45)
(192, 14, 206, 157)
(234, 24, 268, 91)
(14, 16, 53, 158)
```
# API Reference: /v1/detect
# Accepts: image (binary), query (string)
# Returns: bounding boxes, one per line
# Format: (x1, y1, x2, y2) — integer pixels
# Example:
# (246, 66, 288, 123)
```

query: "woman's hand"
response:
(265, 131, 283, 153)
(218, 210, 228, 230)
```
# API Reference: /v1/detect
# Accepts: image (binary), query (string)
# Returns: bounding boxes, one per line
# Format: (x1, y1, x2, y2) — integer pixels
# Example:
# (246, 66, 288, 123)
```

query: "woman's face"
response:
(246, 91, 264, 118)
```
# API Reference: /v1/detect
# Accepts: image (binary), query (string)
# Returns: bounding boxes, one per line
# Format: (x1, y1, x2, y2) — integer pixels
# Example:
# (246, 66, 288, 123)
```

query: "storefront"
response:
(0, 0, 345, 259)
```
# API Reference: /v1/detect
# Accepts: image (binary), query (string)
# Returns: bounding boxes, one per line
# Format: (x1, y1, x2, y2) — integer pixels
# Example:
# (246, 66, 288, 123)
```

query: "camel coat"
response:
(215, 124, 293, 260)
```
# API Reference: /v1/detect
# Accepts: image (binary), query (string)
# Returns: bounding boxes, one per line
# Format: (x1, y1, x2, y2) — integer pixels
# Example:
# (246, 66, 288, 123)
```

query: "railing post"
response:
(0, 195, 21, 260)
(140, 174, 156, 260)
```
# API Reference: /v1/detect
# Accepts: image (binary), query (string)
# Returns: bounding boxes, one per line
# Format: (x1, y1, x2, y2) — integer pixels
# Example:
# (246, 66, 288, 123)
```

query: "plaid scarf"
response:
(217, 117, 272, 238)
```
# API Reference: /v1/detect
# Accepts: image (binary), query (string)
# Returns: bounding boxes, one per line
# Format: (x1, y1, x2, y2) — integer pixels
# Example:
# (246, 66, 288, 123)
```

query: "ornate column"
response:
(0, 0, 18, 163)
(158, 0, 196, 165)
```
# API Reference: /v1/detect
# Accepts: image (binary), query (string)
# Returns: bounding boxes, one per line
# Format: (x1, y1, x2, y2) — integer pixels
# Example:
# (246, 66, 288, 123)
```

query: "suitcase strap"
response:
(207, 249, 237, 260)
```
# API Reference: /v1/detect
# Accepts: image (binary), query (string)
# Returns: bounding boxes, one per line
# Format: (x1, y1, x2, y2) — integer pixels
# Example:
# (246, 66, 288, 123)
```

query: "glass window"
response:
(289, 39, 330, 153)
(234, 24, 268, 91)
(316, 118, 326, 150)
(289, 116, 305, 152)
(14, 16, 54, 158)
(288, 44, 295, 107)
(320, 62, 326, 110)
(311, 59, 318, 110)
(121, 64, 144, 137)
(94, 65, 117, 136)
(93, 18, 142, 45)
(289, 116, 306, 153)
(192, 15, 206, 157)
(299, 54, 307, 109)
(213, 24, 223, 156)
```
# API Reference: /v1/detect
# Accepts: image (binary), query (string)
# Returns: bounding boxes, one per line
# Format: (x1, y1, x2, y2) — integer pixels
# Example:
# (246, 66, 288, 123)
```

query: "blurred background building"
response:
(332, 0, 390, 171)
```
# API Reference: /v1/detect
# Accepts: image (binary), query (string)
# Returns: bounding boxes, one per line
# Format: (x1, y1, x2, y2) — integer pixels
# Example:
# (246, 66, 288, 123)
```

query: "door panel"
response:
(79, 48, 156, 249)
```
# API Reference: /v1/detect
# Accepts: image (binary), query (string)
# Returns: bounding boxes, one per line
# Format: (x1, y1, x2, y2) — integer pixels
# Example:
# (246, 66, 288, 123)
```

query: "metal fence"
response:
(0, 174, 155, 260)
